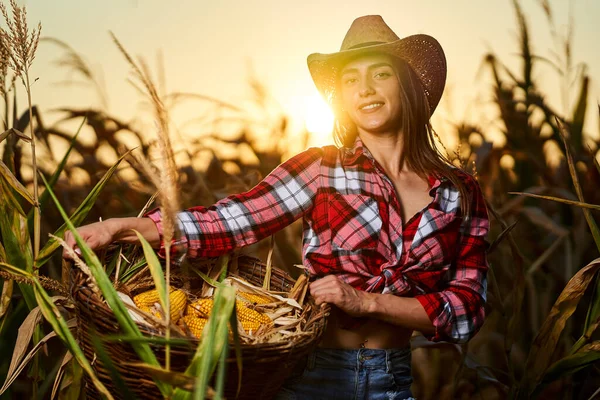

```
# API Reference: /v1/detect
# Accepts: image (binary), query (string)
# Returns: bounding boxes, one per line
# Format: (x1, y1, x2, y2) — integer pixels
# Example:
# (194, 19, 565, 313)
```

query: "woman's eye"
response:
(344, 77, 357, 85)
(375, 72, 391, 79)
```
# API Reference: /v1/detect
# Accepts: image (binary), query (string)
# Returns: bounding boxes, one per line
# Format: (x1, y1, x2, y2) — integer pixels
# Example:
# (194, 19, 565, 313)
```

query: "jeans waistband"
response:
(307, 347, 411, 372)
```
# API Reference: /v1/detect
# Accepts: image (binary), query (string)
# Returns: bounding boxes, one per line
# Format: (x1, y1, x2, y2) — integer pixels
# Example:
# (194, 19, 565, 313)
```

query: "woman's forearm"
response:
(309, 275, 435, 334)
(109, 217, 161, 248)
(363, 292, 435, 335)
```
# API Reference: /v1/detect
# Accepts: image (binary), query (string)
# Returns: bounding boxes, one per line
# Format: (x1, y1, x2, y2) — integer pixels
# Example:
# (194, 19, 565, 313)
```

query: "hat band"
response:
(346, 41, 387, 50)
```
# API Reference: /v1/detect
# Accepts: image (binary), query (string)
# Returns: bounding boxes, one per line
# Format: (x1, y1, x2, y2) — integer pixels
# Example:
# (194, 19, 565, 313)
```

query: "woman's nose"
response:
(359, 80, 375, 97)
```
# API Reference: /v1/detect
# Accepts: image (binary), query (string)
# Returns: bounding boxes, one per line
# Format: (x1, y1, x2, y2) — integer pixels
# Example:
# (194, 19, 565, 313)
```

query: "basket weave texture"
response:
(72, 255, 329, 399)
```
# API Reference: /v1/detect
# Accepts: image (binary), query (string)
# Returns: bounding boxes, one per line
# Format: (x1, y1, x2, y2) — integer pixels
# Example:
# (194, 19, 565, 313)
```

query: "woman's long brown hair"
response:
(332, 54, 471, 218)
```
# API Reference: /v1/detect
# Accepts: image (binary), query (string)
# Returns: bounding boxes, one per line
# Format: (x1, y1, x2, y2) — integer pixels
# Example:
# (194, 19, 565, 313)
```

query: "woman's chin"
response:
(358, 122, 396, 135)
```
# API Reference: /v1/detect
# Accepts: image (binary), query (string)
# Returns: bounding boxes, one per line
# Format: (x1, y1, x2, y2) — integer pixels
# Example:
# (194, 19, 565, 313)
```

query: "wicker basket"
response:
(72, 255, 329, 399)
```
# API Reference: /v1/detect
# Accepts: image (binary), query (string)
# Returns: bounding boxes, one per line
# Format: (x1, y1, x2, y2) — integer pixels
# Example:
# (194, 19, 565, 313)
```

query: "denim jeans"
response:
(275, 347, 415, 400)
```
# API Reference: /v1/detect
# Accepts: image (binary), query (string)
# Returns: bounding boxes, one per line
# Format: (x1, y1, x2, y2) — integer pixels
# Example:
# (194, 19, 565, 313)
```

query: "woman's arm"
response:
(64, 147, 323, 260)
(63, 217, 159, 258)
(148, 147, 323, 260)
(309, 275, 435, 335)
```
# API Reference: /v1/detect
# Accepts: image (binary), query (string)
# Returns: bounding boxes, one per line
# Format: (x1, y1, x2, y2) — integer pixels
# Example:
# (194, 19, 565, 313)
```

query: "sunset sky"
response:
(19, 0, 600, 151)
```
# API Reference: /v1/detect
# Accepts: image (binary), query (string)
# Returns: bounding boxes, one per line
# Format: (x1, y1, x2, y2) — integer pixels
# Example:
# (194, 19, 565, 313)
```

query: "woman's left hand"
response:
(309, 275, 371, 317)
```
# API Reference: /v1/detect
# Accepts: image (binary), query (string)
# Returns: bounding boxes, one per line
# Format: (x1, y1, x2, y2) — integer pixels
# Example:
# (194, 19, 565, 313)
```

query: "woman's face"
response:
(339, 53, 403, 135)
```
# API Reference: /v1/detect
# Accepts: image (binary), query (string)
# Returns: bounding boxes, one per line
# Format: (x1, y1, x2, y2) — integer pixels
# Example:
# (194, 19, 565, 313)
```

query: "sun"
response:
(303, 94, 334, 146)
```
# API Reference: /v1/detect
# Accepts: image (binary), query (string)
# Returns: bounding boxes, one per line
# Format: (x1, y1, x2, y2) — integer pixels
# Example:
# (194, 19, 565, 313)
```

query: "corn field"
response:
(0, 0, 599, 399)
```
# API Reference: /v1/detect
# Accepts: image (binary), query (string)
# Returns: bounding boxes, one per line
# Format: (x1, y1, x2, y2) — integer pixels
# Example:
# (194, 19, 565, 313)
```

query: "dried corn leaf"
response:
(117, 292, 148, 325)
(265, 307, 294, 321)
(518, 257, 600, 397)
(225, 276, 301, 310)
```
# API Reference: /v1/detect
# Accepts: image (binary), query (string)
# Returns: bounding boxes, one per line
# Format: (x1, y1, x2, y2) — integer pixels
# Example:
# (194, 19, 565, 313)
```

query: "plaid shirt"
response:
(147, 137, 490, 344)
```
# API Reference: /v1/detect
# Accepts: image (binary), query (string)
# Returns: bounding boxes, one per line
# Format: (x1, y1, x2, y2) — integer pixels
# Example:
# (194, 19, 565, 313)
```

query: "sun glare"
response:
(304, 94, 334, 146)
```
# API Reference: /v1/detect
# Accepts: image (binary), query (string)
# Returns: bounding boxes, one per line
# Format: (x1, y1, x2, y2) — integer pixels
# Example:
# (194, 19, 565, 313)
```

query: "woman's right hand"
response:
(63, 219, 118, 259)
(62, 217, 161, 260)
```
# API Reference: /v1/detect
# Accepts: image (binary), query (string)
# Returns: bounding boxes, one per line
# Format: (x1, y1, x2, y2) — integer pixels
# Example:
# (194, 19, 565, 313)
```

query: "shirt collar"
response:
(342, 136, 370, 166)
(343, 135, 449, 191)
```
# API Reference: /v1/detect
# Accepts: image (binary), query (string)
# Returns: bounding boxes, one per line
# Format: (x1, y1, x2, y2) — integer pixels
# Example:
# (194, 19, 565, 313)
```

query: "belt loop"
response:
(385, 349, 391, 373)
(307, 350, 316, 370)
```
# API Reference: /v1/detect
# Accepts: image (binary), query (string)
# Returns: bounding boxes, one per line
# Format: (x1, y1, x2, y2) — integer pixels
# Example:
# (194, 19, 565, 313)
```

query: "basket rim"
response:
(71, 254, 330, 350)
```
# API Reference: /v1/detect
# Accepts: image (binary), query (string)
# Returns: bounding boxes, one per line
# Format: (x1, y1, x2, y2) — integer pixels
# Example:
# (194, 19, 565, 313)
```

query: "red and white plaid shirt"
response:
(147, 137, 490, 343)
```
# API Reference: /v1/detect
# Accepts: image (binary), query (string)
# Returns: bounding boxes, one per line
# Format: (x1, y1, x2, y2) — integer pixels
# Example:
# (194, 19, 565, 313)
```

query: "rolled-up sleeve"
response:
(145, 147, 323, 260)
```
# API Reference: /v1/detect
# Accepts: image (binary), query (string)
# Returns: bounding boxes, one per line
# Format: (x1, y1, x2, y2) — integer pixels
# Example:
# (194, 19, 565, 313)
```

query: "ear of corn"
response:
(134, 288, 187, 323)
(237, 291, 273, 305)
(187, 298, 215, 318)
(237, 304, 271, 325)
(133, 287, 175, 307)
(182, 315, 208, 338)
(168, 290, 187, 322)
(188, 297, 271, 333)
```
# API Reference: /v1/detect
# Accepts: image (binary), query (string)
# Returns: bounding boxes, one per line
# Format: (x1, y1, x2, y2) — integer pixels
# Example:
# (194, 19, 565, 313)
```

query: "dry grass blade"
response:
(42, 37, 108, 109)
(527, 233, 568, 276)
(50, 351, 73, 400)
(556, 117, 600, 247)
(50, 234, 100, 296)
(487, 220, 518, 254)
(0, 319, 75, 395)
(263, 236, 275, 291)
(518, 257, 600, 397)
(509, 192, 600, 211)
(0, 303, 44, 393)
(111, 31, 182, 371)
(0, 159, 34, 204)
(0, 278, 13, 319)
(486, 202, 524, 386)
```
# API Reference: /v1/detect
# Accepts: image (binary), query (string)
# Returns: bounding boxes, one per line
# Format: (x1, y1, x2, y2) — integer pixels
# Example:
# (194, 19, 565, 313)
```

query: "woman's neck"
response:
(358, 130, 407, 177)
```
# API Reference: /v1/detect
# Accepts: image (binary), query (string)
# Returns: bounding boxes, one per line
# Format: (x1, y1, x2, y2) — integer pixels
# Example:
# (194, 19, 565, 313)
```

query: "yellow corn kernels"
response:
(133, 287, 175, 306)
(187, 298, 271, 333)
(182, 315, 208, 338)
(133, 288, 187, 323)
(238, 292, 273, 305)
(241, 320, 261, 333)
(187, 298, 216, 318)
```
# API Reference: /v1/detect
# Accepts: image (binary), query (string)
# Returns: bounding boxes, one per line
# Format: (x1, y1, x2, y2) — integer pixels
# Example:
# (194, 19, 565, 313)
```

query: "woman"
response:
(65, 15, 489, 400)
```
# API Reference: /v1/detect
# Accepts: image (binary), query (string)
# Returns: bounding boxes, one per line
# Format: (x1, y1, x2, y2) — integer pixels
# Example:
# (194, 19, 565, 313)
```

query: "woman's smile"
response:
(358, 101, 385, 113)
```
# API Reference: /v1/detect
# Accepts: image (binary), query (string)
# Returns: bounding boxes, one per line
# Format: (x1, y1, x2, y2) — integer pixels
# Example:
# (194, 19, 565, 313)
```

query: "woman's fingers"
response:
(61, 221, 114, 259)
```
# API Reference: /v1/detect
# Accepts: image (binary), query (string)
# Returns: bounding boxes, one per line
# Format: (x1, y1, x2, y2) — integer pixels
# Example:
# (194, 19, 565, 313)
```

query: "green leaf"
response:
(101, 334, 192, 347)
(133, 230, 167, 314)
(534, 341, 600, 397)
(172, 285, 236, 400)
(36, 149, 134, 268)
(0, 182, 36, 309)
(27, 116, 85, 234)
(0, 262, 114, 399)
(39, 173, 172, 397)
(119, 259, 148, 283)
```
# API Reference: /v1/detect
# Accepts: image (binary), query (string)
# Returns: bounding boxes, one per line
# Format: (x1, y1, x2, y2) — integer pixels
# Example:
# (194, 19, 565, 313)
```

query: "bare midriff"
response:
(318, 307, 413, 349)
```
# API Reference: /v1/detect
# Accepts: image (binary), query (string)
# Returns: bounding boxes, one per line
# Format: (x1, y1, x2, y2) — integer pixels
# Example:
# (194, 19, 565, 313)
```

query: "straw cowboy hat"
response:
(307, 15, 447, 116)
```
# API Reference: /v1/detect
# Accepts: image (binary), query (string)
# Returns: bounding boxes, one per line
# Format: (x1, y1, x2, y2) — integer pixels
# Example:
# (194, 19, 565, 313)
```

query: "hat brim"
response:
(307, 34, 446, 115)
